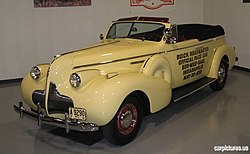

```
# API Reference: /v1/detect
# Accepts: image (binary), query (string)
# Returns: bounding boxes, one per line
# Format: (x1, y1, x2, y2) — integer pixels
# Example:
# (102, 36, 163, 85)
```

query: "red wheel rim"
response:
(117, 103, 138, 135)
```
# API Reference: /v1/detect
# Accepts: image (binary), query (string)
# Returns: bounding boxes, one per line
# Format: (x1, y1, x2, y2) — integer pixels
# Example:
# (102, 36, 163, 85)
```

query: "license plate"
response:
(69, 107, 86, 120)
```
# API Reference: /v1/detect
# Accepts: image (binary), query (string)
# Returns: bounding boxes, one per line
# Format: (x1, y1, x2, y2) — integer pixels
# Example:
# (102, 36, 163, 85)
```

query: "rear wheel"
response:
(210, 59, 228, 91)
(102, 95, 143, 145)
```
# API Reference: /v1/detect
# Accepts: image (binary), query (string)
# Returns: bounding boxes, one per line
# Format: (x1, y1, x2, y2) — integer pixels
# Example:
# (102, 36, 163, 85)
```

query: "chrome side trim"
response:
(60, 40, 120, 57)
(13, 102, 99, 132)
(73, 52, 165, 69)
(130, 60, 145, 65)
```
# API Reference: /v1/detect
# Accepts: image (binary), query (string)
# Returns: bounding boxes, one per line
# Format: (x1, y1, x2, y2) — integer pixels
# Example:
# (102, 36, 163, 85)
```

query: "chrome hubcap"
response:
(117, 103, 138, 135)
(121, 110, 133, 128)
(218, 63, 226, 83)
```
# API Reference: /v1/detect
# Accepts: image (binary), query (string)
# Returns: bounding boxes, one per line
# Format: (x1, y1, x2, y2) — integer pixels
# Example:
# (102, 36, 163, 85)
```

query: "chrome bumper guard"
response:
(13, 101, 99, 133)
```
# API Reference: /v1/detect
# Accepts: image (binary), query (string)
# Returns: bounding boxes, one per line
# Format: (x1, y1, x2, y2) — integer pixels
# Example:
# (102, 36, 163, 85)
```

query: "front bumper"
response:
(13, 101, 99, 133)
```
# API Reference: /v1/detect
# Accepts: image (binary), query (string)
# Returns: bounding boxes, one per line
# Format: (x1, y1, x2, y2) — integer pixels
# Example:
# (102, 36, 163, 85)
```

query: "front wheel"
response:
(102, 95, 143, 145)
(210, 59, 228, 91)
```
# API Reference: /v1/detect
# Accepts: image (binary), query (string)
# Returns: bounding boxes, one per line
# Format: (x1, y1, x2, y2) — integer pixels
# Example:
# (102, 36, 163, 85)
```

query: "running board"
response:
(172, 77, 216, 102)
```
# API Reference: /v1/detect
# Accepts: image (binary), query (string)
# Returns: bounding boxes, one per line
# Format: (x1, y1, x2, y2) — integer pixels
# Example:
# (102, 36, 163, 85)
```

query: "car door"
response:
(164, 25, 212, 89)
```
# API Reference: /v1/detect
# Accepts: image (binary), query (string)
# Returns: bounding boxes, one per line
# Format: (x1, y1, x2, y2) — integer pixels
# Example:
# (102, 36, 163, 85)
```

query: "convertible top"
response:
(177, 24, 225, 41)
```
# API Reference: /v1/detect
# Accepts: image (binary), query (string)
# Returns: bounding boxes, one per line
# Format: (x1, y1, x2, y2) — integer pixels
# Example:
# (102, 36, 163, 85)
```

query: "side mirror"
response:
(168, 37, 177, 44)
(164, 28, 172, 38)
(164, 28, 177, 44)
(99, 34, 104, 40)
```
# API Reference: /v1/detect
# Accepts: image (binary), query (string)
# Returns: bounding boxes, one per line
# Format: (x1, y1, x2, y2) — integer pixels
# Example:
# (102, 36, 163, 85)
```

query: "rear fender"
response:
(207, 45, 236, 78)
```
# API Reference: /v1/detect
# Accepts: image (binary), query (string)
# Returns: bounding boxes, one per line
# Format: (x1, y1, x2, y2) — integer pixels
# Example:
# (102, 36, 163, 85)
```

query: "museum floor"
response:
(0, 69, 249, 154)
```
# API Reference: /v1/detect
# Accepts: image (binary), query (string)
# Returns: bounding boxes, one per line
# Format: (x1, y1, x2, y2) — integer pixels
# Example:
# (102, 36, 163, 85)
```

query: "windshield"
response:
(106, 22, 165, 42)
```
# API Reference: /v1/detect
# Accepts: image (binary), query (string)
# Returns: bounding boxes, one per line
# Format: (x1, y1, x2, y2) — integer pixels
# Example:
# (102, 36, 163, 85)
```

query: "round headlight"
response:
(69, 73, 81, 88)
(30, 66, 41, 80)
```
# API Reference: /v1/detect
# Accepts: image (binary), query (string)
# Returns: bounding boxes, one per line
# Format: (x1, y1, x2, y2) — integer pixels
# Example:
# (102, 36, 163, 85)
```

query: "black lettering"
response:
(196, 70, 202, 76)
(198, 59, 205, 64)
(202, 52, 208, 58)
(182, 64, 190, 70)
(177, 52, 189, 60)
(190, 61, 197, 67)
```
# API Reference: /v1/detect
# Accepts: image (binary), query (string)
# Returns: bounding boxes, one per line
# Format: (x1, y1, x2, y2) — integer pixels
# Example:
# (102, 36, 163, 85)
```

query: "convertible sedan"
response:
(14, 16, 236, 145)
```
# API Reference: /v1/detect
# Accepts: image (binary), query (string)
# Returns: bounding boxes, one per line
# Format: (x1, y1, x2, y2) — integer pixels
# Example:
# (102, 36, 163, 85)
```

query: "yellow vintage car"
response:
(14, 16, 236, 145)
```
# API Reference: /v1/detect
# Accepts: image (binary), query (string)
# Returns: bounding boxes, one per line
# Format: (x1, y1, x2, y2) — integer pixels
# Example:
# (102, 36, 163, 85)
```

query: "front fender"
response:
(21, 64, 49, 109)
(73, 72, 172, 126)
(207, 44, 236, 78)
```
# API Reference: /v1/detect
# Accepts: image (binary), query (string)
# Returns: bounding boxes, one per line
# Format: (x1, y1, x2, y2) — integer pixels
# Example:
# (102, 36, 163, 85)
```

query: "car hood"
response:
(71, 39, 163, 69)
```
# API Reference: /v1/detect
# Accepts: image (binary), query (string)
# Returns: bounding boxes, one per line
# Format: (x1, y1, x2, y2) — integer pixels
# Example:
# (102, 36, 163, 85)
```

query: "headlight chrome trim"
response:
(30, 66, 41, 80)
(69, 73, 81, 88)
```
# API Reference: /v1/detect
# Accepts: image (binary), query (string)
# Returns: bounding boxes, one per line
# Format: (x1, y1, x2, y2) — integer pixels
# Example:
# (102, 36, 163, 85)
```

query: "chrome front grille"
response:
(32, 90, 46, 109)
(48, 82, 74, 114)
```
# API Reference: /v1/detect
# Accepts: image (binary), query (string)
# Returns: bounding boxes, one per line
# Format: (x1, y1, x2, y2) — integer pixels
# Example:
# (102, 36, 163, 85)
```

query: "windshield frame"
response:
(106, 21, 166, 42)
